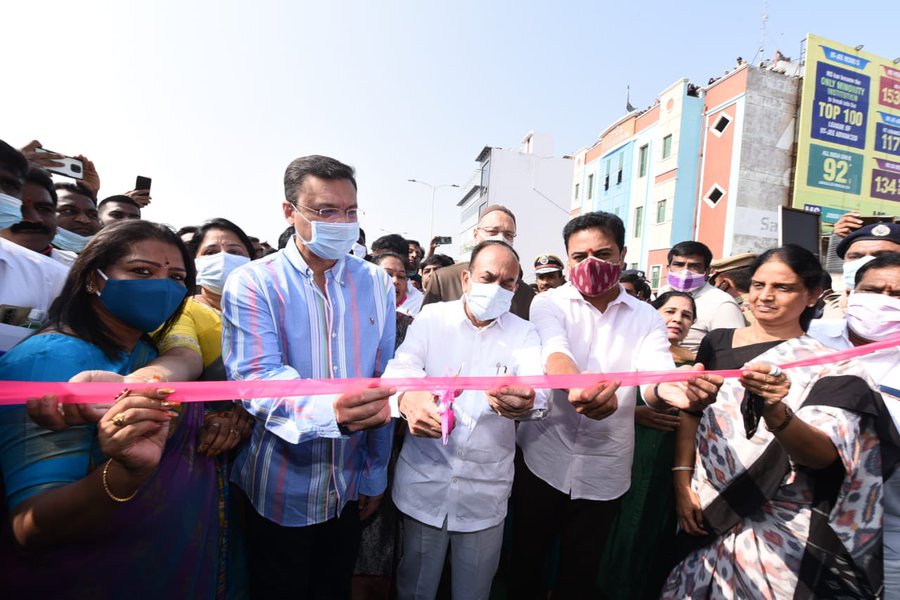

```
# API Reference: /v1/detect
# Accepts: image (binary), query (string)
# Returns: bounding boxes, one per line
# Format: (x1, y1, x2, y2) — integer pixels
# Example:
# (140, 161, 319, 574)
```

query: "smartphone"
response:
(33, 148, 84, 180)
(435, 236, 452, 245)
(135, 176, 152, 191)
(857, 215, 896, 226)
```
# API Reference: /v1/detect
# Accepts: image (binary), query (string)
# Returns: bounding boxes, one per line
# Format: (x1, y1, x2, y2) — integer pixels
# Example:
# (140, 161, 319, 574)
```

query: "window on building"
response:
(604, 160, 610, 191)
(634, 206, 643, 238)
(587, 174, 594, 199)
(704, 184, 725, 207)
(656, 199, 667, 223)
(574, 183, 580, 201)
(712, 114, 732, 136)
(662, 134, 673, 159)
(639, 144, 649, 177)
(650, 265, 661, 289)
(480, 160, 491, 189)
(616, 153, 624, 185)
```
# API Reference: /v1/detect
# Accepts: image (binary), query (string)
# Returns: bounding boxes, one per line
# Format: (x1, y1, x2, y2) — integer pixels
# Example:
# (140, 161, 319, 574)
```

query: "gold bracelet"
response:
(671, 466, 695, 472)
(102, 459, 139, 503)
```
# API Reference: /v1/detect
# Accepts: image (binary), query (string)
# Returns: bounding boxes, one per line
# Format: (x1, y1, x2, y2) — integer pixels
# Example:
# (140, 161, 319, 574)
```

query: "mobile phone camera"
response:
(71, 164, 82, 173)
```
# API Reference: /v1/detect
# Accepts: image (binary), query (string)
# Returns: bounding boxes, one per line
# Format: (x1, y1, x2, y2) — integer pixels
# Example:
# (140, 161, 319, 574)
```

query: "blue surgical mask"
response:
(842, 255, 876, 291)
(465, 281, 514, 321)
(296, 211, 359, 260)
(0, 193, 23, 229)
(94, 269, 187, 332)
(53, 227, 94, 253)
(195, 252, 250, 295)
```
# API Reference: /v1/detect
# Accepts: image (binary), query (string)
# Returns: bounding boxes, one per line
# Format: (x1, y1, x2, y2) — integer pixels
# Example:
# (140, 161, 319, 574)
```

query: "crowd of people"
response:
(0, 138, 899, 600)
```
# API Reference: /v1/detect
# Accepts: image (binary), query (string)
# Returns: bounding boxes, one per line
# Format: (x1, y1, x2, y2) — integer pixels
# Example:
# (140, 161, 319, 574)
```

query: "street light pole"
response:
(407, 179, 460, 241)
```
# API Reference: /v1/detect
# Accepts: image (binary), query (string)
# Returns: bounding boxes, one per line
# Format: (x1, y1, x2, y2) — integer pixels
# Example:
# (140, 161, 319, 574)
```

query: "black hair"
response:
(371, 234, 409, 258)
(98, 194, 140, 210)
(53, 182, 97, 204)
(563, 211, 625, 251)
(855, 252, 900, 285)
(283, 155, 357, 206)
(750, 244, 824, 331)
(43, 220, 196, 360)
(277, 225, 294, 250)
(176, 225, 199, 238)
(651, 291, 698, 323)
(188, 218, 255, 258)
(0, 139, 28, 179)
(24, 167, 57, 205)
(372, 251, 407, 267)
(667, 241, 713, 270)
(619, 271, 651, 300)
(421, 253, 455, 269)
(469, 240, 520, 269)
(408, 239, 422, 250)
(721, 266, 752, 293)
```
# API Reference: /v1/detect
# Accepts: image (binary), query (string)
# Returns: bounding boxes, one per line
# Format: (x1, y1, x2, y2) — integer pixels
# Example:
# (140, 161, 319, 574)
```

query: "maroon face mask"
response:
(569, 256, 622, 297)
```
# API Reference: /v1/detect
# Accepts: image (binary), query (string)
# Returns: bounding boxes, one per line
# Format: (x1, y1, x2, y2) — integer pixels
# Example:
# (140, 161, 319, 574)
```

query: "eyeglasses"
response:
(476, 226, 516, 240)
(294, 204, 361, 222)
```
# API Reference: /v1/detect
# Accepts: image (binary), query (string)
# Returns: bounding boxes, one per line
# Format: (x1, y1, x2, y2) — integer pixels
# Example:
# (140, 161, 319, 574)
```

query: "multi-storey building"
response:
(454, 132, 574, 281)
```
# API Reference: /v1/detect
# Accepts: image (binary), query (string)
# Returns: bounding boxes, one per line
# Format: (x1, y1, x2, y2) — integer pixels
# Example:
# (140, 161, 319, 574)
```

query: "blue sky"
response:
(4, 0, 897, 246)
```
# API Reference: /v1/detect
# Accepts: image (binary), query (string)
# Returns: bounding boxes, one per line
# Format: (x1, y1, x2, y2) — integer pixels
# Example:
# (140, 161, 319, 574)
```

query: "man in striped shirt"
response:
(222, 155, 397, 598)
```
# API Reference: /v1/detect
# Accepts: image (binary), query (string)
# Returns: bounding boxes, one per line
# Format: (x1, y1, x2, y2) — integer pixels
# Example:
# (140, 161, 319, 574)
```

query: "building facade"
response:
(455, 132, 574, 281)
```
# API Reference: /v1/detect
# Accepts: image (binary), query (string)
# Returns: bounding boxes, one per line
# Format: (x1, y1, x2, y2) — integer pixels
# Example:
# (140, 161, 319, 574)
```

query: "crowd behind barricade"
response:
(0, 139, 899, 600)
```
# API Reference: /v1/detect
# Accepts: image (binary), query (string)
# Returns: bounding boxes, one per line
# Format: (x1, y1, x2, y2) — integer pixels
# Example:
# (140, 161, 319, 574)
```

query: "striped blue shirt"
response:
(221, 240, 396, 526)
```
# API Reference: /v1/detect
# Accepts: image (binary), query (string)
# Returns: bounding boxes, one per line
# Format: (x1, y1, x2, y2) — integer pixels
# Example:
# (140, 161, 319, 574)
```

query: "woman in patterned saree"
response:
(664, 244, 897, 599)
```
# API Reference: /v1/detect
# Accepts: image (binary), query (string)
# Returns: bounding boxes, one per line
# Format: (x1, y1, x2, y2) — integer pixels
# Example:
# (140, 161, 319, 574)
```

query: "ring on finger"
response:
(112, 412, 127, 427)
(229, 428, 239, 435)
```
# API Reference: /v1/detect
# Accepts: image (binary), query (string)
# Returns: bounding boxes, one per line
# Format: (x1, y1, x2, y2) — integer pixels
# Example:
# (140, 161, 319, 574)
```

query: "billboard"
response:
(793, 34, 900, 227)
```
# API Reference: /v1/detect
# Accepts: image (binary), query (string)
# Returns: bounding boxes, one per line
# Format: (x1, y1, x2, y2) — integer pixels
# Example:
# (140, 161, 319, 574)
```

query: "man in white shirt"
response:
(663, 240, 745, 352)
(0, 142, 69, 353)
(511, 212, 723, 599)
(0, 237, 68, 353)
(385, 240, 548, 600)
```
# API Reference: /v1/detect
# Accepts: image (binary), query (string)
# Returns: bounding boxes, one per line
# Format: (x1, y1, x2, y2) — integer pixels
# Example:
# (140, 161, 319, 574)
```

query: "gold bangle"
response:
(102, 459, 139, 503)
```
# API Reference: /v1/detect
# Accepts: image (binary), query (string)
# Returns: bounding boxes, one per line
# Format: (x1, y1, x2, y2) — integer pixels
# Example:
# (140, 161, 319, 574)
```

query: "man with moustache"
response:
(52, 182, 101, 254)
(0, 167, 76, 266)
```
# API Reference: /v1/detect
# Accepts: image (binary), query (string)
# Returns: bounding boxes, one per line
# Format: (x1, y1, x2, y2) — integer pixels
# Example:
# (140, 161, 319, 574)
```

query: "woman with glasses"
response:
(663, 245, 895, 598)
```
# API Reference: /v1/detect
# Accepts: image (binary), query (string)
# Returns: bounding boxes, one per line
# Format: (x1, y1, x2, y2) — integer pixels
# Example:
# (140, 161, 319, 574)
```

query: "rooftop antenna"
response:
(759, 0, 768, 62)
(626, 85, 635, 112)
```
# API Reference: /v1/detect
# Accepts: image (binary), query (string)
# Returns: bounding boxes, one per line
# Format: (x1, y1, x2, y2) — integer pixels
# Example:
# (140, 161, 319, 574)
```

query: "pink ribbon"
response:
(1, 335, 898, 405)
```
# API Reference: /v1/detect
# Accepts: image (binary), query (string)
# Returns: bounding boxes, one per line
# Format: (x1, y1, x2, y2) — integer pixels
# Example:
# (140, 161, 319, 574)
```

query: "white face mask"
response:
(52, 226, 93, 253)
(465, 281, 514, 321)
(352, 242, 367, 258)
(0, 193, 23, 230)
(842, 255, 876, 290)
(846, 292, 900, 341)
(195, 252, 251, 295)
(481, 233, 514, 247)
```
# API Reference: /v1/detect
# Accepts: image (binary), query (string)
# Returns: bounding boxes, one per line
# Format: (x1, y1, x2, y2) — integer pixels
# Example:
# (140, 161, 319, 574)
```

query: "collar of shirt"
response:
(282, 238, 348, 284)
(555, 282, 636, 314)
(457, 297, 507, 332)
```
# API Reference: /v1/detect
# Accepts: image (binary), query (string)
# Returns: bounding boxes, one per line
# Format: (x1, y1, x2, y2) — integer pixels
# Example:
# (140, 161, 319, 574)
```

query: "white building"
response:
(454, 132, 574, 282)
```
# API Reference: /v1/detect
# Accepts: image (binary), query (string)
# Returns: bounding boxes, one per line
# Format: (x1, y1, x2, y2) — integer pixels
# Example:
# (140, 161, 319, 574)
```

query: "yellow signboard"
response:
(793, 33, 900, 226)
